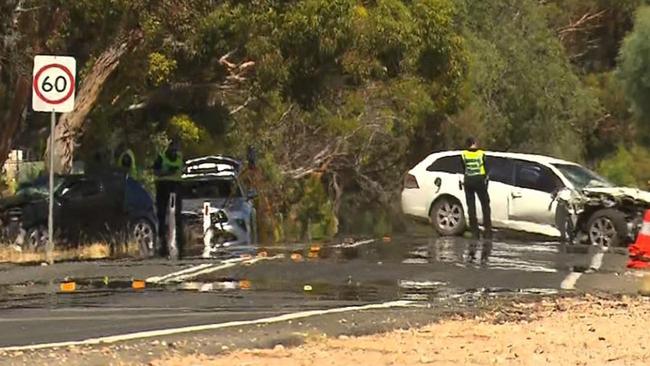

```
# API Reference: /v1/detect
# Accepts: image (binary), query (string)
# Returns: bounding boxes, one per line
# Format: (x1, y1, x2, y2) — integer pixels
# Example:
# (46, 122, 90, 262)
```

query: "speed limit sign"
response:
(32, 55, 76, 113)
(32, 55, 77, 264)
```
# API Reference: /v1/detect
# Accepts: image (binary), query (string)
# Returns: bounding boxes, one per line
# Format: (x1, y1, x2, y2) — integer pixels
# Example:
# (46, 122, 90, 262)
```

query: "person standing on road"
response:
(461, 137, 492, 241)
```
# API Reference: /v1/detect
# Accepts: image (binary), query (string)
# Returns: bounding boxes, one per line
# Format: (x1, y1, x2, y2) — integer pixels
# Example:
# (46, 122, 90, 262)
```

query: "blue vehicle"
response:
(0, 172, 158, 256)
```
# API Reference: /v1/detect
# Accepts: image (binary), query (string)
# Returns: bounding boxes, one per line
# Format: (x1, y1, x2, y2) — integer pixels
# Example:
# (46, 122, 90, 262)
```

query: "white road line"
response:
(146, 263, 217, 283)
(589, 252, 604, 271)
(560, 249, 606, 290)
(332, 239, 376, 249)
(0, 300, 414, 351)
(162, 255, 284, 284)
(560, 272, 582, 290)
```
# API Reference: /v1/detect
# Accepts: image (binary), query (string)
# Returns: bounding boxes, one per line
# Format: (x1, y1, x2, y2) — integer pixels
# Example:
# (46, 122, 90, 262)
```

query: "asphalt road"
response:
(0, 234, 642, 349)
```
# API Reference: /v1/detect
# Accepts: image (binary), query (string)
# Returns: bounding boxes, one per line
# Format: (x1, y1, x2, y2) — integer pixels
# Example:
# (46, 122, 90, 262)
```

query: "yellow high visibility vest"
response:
(461, 150, 486, 176)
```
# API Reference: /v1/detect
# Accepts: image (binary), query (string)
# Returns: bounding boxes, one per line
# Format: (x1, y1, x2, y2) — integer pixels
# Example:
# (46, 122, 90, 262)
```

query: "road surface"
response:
(0, 235, 642, 351)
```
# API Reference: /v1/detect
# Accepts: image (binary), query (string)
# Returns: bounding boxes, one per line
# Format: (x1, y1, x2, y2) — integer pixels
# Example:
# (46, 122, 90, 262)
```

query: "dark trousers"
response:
(464, 175, 492, 240)
(155, 180, 183, 257)
(555, 201, 575, 244)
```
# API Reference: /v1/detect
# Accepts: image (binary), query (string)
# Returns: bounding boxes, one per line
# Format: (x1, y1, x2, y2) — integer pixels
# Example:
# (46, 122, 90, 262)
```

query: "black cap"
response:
(466, 137, 477, 148)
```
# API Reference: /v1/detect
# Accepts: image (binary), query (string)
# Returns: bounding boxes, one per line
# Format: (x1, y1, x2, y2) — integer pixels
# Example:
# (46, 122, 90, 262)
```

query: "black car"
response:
(0, 172, 158, 256)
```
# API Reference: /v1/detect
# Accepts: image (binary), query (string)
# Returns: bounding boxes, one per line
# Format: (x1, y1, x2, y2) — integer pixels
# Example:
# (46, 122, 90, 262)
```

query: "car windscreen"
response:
(16, 177, 64, 197)
(552, 163, 613, 189)
(182, 179, 242, 198)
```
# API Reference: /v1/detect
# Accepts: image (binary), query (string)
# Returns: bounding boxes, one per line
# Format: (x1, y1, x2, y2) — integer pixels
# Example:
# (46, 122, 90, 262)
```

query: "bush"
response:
(597, 145, 650, 188)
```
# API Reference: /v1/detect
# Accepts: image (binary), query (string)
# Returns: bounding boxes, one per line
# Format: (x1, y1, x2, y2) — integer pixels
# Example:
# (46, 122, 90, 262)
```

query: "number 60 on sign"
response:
(32, 55, 76, 113)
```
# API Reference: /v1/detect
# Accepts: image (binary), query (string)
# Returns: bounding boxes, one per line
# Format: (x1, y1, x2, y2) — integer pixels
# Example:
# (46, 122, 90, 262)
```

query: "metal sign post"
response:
(32, 55, 76, 264)
(47, 111, 55, 264)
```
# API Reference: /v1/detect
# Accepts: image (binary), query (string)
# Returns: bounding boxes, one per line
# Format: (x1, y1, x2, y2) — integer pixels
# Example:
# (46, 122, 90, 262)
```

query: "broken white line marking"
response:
(560, 272, 582, 290)
(146, 263, 217, 284)
(560, 249, 606, 290)
(332, 239, 376, 249)
(0, 300, 414, 351)
(588, 252, 604, 271)
(161, 255, 284, 284)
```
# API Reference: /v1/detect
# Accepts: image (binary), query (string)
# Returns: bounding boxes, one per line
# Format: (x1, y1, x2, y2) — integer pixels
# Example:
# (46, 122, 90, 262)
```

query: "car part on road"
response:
(430, 197, 466, 236)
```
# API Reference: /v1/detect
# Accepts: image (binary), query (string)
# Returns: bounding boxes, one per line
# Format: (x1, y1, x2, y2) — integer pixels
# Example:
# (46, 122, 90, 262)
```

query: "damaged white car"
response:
(401, 151, 650, 247)
(179, 156, 257, 258)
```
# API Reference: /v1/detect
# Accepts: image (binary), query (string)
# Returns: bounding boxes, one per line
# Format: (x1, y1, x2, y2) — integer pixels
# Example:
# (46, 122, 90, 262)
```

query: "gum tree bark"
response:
(44, 30, 143, 173)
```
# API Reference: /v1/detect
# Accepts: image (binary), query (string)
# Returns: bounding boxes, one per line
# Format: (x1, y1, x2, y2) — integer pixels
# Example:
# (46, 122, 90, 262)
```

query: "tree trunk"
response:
(45, 30, 143, 174)
(0, 2, 64, 172)
(0, 77, 30, 168)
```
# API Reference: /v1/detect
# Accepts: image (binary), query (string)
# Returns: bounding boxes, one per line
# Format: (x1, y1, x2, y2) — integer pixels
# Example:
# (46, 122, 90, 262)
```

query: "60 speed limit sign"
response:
(32, 55, 76, 113)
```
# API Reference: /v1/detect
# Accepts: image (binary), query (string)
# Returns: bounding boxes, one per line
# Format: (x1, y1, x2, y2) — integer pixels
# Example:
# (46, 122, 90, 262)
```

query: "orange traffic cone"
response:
(628, 210, 650, 269)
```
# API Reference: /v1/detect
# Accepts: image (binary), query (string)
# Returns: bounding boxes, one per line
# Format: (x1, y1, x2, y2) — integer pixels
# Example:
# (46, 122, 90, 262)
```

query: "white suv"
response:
(401, 151, 650, 246)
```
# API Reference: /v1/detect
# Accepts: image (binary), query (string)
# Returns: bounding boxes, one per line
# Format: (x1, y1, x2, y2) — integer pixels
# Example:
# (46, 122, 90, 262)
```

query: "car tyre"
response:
(586, 209, 628, 247)
(430, 197, 466, 236)
(130, 219, 157, 258)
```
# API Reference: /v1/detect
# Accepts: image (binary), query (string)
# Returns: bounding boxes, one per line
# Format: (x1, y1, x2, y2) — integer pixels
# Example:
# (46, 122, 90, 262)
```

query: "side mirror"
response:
(247, 189, 258, 200)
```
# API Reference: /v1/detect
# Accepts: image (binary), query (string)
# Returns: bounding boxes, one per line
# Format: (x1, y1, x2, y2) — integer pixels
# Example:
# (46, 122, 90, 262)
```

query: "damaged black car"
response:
(0, 172, 158, 256)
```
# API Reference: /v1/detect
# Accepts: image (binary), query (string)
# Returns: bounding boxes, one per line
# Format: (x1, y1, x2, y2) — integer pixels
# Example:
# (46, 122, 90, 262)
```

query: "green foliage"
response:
(597, 145, 650, 187)
(147, 52, 177, 87)
(618, 6, 650, 125)
(285, 175, 337, 241)
(12, 0, 650, 244)
(455, 0, 600, 161)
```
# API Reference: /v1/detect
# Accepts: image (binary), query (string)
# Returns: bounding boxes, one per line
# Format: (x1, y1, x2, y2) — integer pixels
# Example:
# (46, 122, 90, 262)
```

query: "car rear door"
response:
(509, 160, 564, 226)
(425, 154, 464, 200)
(484, 155, 514, 224)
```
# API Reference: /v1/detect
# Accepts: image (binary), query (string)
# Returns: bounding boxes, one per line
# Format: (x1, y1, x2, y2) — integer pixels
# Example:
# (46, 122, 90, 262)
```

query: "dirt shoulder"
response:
(4, 294, 650, 366)
(151, 295, 650, 366)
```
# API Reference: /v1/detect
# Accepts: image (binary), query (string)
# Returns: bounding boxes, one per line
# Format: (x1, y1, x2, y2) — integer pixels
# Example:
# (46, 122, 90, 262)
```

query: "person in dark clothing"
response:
(152, 139, 184, 256)
(461, 137, 492, 241)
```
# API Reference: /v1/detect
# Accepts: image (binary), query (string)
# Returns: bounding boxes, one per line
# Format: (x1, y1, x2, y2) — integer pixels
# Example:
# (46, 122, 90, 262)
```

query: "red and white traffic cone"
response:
(628, 210, 650, 269)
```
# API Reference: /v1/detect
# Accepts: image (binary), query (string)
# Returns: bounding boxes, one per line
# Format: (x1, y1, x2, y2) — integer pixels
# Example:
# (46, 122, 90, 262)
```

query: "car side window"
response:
(486, 156, 514, 185)
(514, 160, 563, 193)
(63, 180, 102, 199)
(426, 155, 463, 174)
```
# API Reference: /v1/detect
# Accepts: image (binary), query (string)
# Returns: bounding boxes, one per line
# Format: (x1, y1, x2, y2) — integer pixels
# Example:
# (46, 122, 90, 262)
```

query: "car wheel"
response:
(25, 225, 48, 251)
(131, 219, 156, 258)
(587, 209, 628, 247)
(430, 197, 466, 236)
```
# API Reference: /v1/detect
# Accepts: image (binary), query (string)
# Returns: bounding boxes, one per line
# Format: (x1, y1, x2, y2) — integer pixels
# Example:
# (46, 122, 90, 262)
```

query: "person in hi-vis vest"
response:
(461, 137, 492, 241)
(114, 144, 137, 177)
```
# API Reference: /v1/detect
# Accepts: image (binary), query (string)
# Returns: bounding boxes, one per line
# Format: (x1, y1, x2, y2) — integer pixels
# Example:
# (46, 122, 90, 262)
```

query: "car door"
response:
(484, 156, 515, 225)
(58, 178, 107, 241)
(509, 160, 564, 226)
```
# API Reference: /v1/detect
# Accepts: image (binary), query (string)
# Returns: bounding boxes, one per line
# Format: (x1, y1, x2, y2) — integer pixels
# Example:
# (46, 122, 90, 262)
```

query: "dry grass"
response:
(0, 242, 141, 264)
